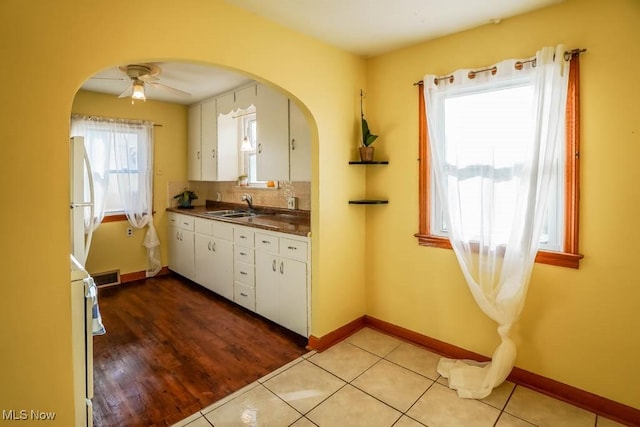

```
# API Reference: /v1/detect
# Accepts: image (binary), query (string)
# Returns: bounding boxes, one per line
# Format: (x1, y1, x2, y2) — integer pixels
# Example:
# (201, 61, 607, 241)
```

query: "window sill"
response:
(102, 211, 156, 223)
(414, 233, 583, 269)
(103, 214, 127, 223)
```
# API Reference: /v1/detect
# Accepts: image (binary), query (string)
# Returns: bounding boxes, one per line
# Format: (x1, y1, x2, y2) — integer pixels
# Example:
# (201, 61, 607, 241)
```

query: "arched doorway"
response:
(72, 60, 314, 425)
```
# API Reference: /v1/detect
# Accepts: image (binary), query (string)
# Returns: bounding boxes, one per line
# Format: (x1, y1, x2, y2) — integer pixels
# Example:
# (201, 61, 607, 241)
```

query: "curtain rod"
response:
(71, 114, 161, 127)
(412, 48, 587, 86)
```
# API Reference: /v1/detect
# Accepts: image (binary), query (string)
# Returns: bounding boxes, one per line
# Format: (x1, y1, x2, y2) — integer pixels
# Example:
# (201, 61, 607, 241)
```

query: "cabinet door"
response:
(195, 233, 215, 292)
(289, 100, 311, 182)
(279, 258, 308, 336)
(256, 84, 289, 181)
(255, 251, 279, 323)
(178, 230, 195, 281)
(195, 234, 233, 300)
(168, 225, 180, 273)
(187, 104, 201, 181)
(200, 98, 218, 181)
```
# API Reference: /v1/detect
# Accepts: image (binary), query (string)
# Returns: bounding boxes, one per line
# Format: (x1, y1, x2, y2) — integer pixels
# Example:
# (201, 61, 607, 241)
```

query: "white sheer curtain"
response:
(70, 118, 111, 232)
(71, 116, 161, 277)
(424, 45, 569, 398)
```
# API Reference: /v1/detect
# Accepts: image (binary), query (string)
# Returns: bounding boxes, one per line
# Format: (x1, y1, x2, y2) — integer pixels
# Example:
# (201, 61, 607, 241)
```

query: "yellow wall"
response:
(3, 0, 638, 423)
(0, 0, 366, 424)
(72, 90, 188, 276)
(365, 0, 640, 409)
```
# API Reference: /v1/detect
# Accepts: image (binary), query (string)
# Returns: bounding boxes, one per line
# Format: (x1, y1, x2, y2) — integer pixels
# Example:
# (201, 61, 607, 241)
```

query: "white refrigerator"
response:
(70, 136, 94, 266)
(69, 136, 104, 427)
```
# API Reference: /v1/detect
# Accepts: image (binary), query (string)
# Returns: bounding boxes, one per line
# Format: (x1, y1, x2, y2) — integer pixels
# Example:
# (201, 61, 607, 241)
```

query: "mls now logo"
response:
(2, 409, 56, 421)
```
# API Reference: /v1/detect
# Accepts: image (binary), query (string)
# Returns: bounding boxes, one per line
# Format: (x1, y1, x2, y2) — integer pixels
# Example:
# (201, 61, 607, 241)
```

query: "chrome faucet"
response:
(241, 193, 255, 212)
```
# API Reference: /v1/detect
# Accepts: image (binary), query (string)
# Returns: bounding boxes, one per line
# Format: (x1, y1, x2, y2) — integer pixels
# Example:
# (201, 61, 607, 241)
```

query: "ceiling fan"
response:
(92, 63, 192, 102)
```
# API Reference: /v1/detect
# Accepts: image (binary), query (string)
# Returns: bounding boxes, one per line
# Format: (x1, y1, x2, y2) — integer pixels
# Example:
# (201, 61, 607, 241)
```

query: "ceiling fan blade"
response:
(118, 85, 133, 98)
(139, 74, 159, 82)
(148, 82, 192, 97)
(90, 76, 128, 81)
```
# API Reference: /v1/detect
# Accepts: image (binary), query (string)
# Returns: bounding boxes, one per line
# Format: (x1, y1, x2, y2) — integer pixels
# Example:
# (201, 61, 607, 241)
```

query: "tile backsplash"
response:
(167, 181, 310, 211)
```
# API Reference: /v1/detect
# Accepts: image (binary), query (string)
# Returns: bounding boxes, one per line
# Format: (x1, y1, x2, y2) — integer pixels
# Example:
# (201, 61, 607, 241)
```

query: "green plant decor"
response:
(360, 89, 378, 147)
(174, 190, 198, 208)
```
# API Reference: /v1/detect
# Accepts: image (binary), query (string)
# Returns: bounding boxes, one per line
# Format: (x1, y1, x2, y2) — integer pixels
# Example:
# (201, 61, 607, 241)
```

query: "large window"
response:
(71, 116, 154, 223)
(416, 52, 583, 268)
(94, 129, 143, 215)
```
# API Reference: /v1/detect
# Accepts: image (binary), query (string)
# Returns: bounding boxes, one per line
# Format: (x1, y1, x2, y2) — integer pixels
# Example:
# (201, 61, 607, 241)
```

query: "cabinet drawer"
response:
(234, 227, 255, 247)
(213, 221, 234, 240)
(234, 262, 255, 286)
(280, 238, 308, 262)
(234, 283, 255, 312)
(194, 218, 212, 235)
(255, 233, 279, 253)
(234, 246, 255, 264)
(167, 212, 179, 227)
(177, 215, 195, 231)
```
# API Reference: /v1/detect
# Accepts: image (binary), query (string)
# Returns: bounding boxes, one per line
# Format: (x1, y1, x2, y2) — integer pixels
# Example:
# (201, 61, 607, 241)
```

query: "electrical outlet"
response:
(287, 197, 297, 210)
(126, 227, 133, 237)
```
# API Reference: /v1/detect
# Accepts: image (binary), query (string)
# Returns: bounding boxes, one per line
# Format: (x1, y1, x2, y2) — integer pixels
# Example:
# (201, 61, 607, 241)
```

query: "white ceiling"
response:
(224, 0, 562, 57)
(79, 0, 562, 105)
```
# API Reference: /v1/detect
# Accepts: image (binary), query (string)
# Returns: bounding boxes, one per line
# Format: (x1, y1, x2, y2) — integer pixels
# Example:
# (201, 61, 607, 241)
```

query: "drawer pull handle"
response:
(240, 292, 248, 297)
(287, 246, 297, 250)
(240, 252, 247, 256)
(262, 240, 270, 244)
(240, 235, 247, 239)
(240, 271, 247, 275)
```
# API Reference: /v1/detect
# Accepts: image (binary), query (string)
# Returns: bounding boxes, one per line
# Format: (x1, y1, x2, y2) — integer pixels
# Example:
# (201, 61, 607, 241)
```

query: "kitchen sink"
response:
(203, 210, 256, 218)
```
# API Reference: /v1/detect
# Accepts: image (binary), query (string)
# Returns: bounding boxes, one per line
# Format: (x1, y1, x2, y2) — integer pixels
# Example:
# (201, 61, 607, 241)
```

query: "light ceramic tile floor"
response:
(172, 328, 628, 427)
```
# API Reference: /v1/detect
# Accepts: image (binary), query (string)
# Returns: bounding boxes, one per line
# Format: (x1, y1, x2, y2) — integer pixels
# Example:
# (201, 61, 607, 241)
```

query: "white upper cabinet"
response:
(289, 100, 311, 182)
(255, 83, 290, 181)
(187, 103, 202, 181)
(187, 82, 310, 183)
(200, 98, 218, 181)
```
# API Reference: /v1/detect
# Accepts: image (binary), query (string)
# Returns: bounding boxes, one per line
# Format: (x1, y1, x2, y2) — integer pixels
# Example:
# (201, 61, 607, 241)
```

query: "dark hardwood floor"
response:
(92, 274, 308, 427)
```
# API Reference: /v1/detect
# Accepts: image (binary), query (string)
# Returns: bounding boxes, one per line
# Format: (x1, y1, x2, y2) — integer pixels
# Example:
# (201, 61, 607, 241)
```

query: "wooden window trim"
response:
(415, 54, 583, 269)
(101, 211, 156, 223)
(102, 214, 128, 223)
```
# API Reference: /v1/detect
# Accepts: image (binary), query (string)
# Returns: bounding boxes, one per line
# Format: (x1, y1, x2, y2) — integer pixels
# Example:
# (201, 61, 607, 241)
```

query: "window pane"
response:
(432, 82, 561, 250)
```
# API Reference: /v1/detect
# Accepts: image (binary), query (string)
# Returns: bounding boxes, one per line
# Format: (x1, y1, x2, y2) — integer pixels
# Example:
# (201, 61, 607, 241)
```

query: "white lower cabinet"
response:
(255, 232, 309, 337)
(194, 218, 234, 300)
(168, 213, 309, 337)
(167, 213, 195, 281)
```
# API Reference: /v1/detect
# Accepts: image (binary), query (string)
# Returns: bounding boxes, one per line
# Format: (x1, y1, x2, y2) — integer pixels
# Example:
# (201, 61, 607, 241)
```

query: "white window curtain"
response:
(423, 45, 569, 398)
(71, 116, 161, 277)
(70, 118, 111, 232)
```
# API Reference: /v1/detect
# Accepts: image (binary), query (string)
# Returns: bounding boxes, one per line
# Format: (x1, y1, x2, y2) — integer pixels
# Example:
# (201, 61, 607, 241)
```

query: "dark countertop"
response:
(166, 201, 311, 237)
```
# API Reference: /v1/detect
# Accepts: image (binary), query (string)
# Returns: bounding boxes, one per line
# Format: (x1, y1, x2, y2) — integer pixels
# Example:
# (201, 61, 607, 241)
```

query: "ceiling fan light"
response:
(131, 80, 146, 100)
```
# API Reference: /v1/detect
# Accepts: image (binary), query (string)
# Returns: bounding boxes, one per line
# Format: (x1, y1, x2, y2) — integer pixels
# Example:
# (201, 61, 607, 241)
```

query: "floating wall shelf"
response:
(348, 161, 389, 165)
(348, 160, 389, 205)
(348, 200, 389, 205)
